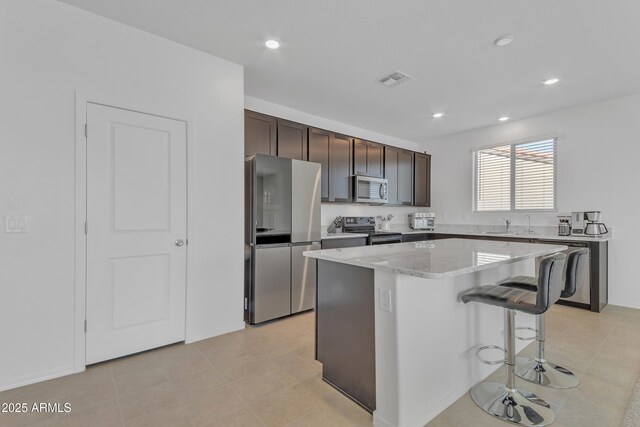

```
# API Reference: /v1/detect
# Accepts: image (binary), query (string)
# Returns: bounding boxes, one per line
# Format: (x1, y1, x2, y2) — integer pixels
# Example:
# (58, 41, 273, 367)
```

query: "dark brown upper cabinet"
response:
(244, 110, 276, 156)
(413, 152, 431, 207)
(329, 133, 353, 202)
(308, 128, 331, 201)
(277, 119, 308, 160)
(353, 139, 384, 178)
(384, 147, 413, 205)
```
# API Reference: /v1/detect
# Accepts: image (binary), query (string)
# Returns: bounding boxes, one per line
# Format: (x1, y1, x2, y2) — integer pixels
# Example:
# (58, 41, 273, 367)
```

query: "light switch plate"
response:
(5, 216, 29, 233)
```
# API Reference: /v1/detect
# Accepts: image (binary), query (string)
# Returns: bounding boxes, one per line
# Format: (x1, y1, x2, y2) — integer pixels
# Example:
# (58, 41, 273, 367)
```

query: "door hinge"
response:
(84, 221, 88, 235)
(84, 123, 88, 138)
(186, 238, 189, 245)
(84, 319, 87, 333)
(244, 297, 248, 310)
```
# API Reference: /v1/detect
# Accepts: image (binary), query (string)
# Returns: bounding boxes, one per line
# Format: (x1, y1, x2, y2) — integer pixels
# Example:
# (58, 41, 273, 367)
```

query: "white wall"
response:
(0, 1, 245, 390)
(424, 93, 640, 308)
(245, 96, 427, 226)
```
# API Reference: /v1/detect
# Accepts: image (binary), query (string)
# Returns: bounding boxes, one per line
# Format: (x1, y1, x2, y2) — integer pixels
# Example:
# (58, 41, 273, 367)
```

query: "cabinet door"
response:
(329, 133, 353, 202)
(353, 139, 368, 176)
(277, 119, 307, 160)
(413, 153, 431, 207)
(253, 245, 291, 323)
(245, 110, 276, 156)
(308, 128, 330, 201)
(353, 139, 383, 178)
(384, 147, 399, 204)
(367, 142, 384, 178)
(397, 150, 413, 205)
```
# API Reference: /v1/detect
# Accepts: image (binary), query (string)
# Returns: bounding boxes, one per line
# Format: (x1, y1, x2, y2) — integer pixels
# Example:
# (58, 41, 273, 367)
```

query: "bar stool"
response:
(461, 252, 566, 426)
(499, 248, 589, 389)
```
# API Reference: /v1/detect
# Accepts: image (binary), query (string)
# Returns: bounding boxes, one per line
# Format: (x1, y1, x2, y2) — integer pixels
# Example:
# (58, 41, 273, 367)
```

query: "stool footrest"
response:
(515, 326, 537, 341)
(476, 345, 506, 365)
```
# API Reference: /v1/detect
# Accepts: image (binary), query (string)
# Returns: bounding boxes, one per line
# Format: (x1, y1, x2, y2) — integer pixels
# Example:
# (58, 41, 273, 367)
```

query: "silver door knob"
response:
(175, 239, 185, 247)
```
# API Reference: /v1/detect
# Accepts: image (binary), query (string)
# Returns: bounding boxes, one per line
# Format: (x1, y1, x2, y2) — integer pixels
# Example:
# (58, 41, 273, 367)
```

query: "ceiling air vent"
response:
(377, 70, 413, 88)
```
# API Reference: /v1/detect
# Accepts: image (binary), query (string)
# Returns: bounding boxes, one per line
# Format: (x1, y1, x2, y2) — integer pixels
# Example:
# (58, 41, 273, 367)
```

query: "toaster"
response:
(408, 212, 435, 230)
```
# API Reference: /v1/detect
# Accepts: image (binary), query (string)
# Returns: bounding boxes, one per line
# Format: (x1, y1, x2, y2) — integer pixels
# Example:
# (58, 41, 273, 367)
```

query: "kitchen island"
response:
(304, 238, 567, 427)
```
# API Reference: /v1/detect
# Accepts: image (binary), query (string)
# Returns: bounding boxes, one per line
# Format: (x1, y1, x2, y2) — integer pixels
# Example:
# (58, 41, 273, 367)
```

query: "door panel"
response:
(86, 103, 187, 364)
(329, 134, 352, 202)
(245, 111, 276, 156)
(384, 147, 399, 204)
(367, 143, 384, 178)
(414, 153, 431, 207)
(308, 128, 330, 201)
(353, 139, 368, 176)
(277, 120, 307, 160)
(398, 150, 413, 205)
(253, 245, 291, 323)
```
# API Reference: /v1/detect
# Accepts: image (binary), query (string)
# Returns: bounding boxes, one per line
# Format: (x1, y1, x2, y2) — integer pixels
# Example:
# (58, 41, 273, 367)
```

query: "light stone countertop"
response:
(392, 226, 612, 242)
(304, 238, 567, 279)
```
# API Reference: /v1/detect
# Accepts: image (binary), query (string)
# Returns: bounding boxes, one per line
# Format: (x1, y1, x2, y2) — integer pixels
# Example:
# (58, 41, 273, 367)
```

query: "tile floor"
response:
(0, 304, 638, 427)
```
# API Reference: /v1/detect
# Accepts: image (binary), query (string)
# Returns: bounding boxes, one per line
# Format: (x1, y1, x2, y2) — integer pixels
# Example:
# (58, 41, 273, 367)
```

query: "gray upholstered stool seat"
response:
(461, 252, 567, 426)
(499, 249, 590, 389)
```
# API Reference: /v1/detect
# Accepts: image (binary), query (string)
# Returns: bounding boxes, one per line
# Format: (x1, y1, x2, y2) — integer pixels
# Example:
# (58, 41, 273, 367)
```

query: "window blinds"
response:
(473, 138, 556, 212)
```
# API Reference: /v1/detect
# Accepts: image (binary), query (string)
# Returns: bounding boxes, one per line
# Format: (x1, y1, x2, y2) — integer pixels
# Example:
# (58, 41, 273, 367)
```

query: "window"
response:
(473, 138, 556, 212)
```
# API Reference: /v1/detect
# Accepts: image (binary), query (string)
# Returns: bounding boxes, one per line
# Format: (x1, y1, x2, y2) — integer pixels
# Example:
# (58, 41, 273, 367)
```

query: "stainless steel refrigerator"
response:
(245, 154, 321, 324)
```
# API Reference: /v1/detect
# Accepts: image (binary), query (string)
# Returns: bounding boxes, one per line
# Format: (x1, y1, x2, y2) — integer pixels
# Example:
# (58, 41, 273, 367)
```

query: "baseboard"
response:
(608, 299, 640, 310)
(373, 412, 395, 427)
(0, 365, 76, 392)
(185, 321, 246, 344)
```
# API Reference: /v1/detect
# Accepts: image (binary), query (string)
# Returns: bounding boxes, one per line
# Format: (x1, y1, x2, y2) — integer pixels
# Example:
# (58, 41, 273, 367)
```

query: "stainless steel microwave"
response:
(353, 175, 388, 204)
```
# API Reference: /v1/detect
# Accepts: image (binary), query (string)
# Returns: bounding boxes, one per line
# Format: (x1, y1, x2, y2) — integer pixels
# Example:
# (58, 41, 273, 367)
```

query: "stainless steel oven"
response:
(354, 175, 388, 204)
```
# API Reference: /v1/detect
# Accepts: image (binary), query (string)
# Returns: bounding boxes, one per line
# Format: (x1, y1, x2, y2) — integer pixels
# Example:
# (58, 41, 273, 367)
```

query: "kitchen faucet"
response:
(501, 218, 511, 234)
(524, 214, 532, 234)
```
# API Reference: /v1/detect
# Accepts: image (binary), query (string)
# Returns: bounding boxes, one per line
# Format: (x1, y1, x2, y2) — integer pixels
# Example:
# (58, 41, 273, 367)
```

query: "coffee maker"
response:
(584, 211, 608, 237)
(570, 211, 585, 235)
(557, 216, 572, 236)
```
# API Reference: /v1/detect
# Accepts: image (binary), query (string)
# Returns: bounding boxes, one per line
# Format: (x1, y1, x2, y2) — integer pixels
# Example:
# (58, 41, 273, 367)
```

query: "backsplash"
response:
(321, 203, 429, 227)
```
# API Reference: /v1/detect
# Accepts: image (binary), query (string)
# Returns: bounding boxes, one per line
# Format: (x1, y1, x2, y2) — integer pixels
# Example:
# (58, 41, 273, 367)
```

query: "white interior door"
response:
(86, 103, 187, 365)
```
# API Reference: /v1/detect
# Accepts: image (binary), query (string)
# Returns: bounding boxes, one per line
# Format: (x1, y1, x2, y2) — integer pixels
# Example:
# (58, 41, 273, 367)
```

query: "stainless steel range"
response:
(343, 216, 402, 245)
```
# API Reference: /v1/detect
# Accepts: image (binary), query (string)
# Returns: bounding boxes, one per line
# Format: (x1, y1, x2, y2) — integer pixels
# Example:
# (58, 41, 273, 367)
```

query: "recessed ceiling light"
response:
(432, 112, 444, 118)
(494, 35, 514, 47)
(265, 39, 280, 49)
(498, 116, 510, 122)
(543, 78, 560, 85)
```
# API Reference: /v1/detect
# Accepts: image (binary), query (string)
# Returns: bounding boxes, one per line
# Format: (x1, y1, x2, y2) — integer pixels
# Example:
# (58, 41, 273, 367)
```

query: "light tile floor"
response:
(0, 304, 638, 427)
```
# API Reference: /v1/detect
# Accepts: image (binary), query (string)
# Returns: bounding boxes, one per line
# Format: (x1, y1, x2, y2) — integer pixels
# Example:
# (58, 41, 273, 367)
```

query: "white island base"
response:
(373, 261, 536, 427)
(305, 239, 567, 427)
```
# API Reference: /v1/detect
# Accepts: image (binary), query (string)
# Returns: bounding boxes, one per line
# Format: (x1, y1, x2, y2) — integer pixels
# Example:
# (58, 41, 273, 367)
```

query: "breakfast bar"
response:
(304, 238, 567, 427)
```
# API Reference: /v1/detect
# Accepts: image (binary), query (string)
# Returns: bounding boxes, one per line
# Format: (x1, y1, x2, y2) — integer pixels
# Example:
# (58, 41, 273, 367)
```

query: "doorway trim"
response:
(74, 92, 194, 372)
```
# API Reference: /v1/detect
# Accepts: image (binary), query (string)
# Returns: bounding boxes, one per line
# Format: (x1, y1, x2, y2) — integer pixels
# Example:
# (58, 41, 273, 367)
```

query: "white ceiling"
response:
(58, 0, 640, 142)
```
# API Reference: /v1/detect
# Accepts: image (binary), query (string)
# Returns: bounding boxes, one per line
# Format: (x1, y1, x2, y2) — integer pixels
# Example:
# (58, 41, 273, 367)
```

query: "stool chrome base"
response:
(470, 381, 555, 426)
(515, 357, 580, 389)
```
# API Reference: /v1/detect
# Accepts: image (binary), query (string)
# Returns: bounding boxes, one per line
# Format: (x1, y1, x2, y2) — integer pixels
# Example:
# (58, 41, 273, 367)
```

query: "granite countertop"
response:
(392, 226, 612, 242)
(304, 238, 567, 279)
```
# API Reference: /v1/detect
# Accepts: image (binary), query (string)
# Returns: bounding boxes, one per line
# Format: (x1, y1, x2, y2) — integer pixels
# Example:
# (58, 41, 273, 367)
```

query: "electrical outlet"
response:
(379, 288, 392, 312)
(5, 216, 28, 233)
